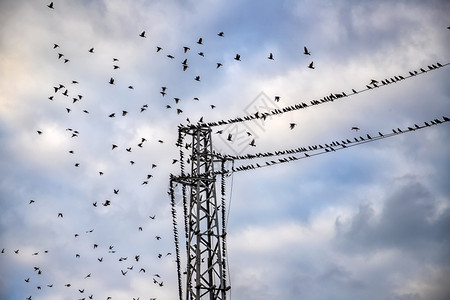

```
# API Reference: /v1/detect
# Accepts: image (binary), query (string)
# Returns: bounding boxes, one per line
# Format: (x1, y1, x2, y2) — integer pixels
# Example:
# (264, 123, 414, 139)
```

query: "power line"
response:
(183, 61, 448, 129)
(230, 116, 449, 173)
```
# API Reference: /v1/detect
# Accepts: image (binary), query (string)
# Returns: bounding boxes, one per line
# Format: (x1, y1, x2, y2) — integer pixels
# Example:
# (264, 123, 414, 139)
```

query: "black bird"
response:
(218, 32, 224, 37)
(216, 63, 222, 68)
(234, 54, 241, 61)
(351, 127, 360, 131)
(195, 76, 200, 81)
(308, 61, 314, 69)
(303, 46, 311, 55)
(89, 48, 94, 53)
(227, 134, 232, 141)
(197, 38, 203, 44)
(268, 53, 274, 60)
(156, 46, 162, 52)
(289, 123, 296, 129)
(109, 77, 115, 85)
(140, 31, 146, 38)
(47, 2, 54, 9)
(108, 113, 115, 117)
(53, 43, 59, 49)
(183, 46, 190, 53)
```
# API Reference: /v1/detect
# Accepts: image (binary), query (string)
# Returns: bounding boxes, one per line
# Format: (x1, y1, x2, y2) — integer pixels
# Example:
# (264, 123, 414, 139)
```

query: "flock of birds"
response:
(6, 3, 320, 300)
(2, 3, 448, 300)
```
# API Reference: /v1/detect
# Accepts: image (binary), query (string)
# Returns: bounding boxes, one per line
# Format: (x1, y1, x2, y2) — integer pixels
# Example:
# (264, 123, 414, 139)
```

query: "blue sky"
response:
(0, 0, 449, 299)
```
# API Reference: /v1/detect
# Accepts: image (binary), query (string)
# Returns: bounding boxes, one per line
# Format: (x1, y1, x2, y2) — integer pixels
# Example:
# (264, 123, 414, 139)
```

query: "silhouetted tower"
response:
(171, 125, 230, 300)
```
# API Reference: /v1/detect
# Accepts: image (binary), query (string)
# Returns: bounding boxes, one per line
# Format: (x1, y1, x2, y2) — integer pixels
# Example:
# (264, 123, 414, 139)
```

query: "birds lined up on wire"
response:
(227, 116, 450, 172)
(182, 61, 448, 131)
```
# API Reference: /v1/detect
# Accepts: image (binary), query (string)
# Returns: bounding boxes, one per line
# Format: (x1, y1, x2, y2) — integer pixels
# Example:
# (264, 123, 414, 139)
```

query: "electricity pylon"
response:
(171, 125, 230, 300)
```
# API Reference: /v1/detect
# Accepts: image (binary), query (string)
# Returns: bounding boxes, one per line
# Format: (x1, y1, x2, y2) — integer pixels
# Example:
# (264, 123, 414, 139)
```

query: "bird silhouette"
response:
(197, 38, 203, 44)
(303, 46, 311, 55)
(234, 54, 241, 61)
(140, 31, 146, 38)
(289, 123, 296, 129)
(218, 32, 224, 37)
(308, 61, 314, 69)
(227, 134, 232, 141)
(47, 2, 54, 9)
(268, 53, 274, 60)
(109, 77, 115, 85)
(88, 48, 94, 53)
(216, 63, 223, 68)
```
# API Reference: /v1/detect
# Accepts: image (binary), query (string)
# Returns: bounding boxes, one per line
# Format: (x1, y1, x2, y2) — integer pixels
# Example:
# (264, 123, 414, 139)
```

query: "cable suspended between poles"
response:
(180, 61, 448, 129)
(230, 116, 450, 173)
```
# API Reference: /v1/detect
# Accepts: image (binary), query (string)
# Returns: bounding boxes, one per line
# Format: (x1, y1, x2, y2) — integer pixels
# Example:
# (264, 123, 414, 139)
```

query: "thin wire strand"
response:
(231, 117, 449, 173)
(182, 62, 449, 129)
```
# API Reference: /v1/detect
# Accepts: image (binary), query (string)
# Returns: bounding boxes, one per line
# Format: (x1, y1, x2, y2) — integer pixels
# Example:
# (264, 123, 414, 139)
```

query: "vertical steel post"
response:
(179, 126, 228, 300)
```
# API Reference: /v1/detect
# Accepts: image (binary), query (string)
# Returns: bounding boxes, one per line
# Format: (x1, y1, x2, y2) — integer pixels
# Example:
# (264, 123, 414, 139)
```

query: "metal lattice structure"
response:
(171, 126, 230, 300)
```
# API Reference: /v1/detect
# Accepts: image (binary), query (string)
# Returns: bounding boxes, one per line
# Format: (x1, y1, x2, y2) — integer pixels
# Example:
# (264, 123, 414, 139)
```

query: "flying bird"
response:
(351, 126, 360, 131)
(308, 61, 314, 69)
(289, 123, 297, 129)
(227, 133, 232, 141)
(47, 2, 54, 9)
(197, 38, 203, 44)
(218, 32, 224, 37)
(303, 46, 311, 55)
(109, 77, 115, 85)
(216, 63, 222, 68)
(268, 53, 274, 60)
(140, 31, 146, 38)
(88, 48, 94, 53)
(234, 54, 241, 61)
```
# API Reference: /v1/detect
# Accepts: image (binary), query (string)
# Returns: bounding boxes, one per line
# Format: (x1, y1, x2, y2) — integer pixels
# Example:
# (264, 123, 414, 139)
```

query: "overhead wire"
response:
(180, 62, 449, 129)
(230, 116, 449, 173)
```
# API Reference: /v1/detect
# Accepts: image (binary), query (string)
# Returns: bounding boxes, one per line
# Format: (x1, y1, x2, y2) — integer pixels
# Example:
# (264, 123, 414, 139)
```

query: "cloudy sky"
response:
(1, 0, 449, 299)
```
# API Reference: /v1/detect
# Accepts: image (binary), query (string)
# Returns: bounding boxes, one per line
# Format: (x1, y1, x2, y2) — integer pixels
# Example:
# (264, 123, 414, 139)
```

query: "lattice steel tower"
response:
(170, 125, 230, 300)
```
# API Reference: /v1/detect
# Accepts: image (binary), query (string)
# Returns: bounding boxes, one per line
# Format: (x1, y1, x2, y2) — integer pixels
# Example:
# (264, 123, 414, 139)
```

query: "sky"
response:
(0, 0, 449, 299)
